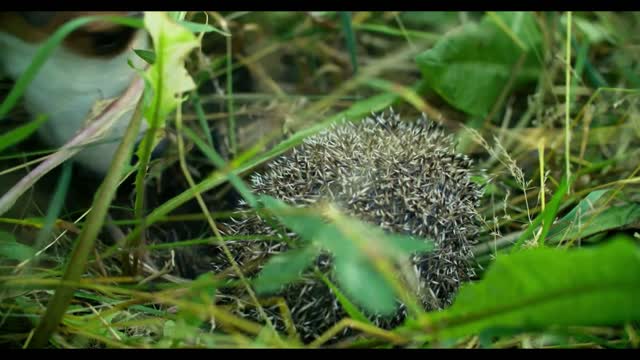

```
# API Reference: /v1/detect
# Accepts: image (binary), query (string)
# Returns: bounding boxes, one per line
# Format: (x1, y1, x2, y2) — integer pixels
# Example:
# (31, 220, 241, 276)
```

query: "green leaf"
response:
(143, 12, 199, 127)
(0, 115, 47, 153)
(333, 254, 398, 316)
(258, 196, 328, 245)
(0, 231, 36, 262)
(561, 189, 611, 223)
(134, 49, 156, 65)
(426, 236, 640, 340)
(385, 233, 436, 256)
(415, 11, 542, 116)
(317, 271, 374, 326)
(253, 245, 321, 295)
(547, 191, 640, 245)
(259, 195, 434, 261)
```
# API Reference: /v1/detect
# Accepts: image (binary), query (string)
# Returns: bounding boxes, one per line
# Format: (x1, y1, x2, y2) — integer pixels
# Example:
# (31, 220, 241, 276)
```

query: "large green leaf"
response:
(547, 194, 640, 245)
(560, 189, 611, 223)
(415, 12, 542, 116)
(422, 236, 640, 340)
(258, 196, 434, 261)
(317, 271, 374, 326)
(253, 245, 322, 294)
(258, 196, 330, 246)
(333, 254, 398, 316)
(256, 196, 435, 316)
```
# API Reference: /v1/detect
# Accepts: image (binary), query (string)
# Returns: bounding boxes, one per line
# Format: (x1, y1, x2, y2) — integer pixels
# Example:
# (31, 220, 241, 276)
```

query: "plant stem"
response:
(565, 12, 572, 195)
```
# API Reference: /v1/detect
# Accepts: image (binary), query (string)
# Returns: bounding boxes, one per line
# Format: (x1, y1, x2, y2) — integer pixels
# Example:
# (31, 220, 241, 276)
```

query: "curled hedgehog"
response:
(207, 109, 483, 343)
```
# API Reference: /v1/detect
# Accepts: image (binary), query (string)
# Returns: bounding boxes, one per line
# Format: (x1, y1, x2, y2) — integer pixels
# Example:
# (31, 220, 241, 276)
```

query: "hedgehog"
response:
(208, 109, 483, 343)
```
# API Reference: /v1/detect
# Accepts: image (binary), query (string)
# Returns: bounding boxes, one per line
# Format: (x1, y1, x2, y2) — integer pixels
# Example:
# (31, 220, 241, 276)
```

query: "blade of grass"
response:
(393, 13, 415, 48)
(537, 176, 570, 247)
(486, 12, 527, 51)
(26, 91, 146, 349)
(130, 86, 157, 275)
(28, 161, 72, 267)
(1, 278, 271, 341)
(225, 24, 237, 156)
(565, 11, 572, 195)
(183, 127, 257, 208)
(340, 12, 359, 75)
(352, 23, 439, 42)
(363, 78, 447, 126)
(189, 91, 215, 149)
(570, 37, 588, 106)
(538, 138, 546, 212)
(569, 37, 608, 88)
(0, 115, 48, 153)
(145, 235, 281, 251)
(511, 175, 570, 251)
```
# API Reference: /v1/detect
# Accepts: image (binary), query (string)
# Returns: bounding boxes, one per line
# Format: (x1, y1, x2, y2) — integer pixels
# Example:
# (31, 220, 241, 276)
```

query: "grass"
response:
(1, 11, 639, 349)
